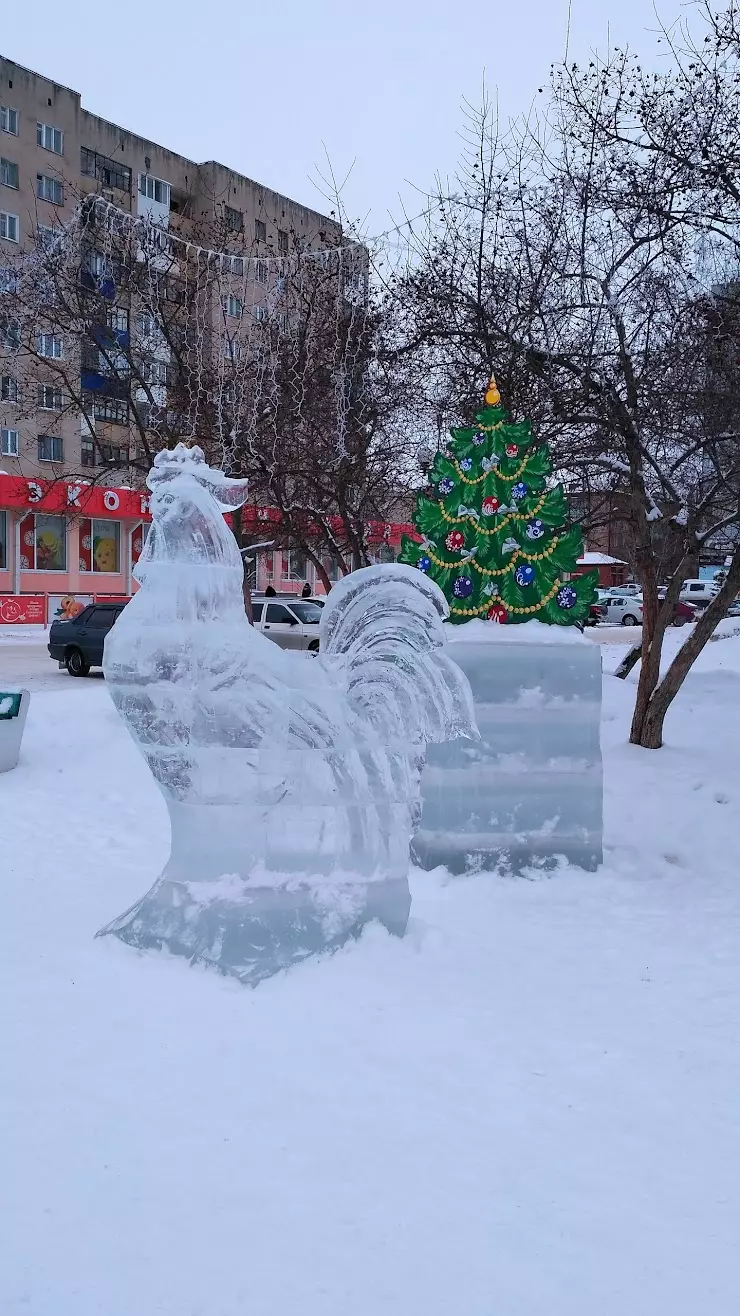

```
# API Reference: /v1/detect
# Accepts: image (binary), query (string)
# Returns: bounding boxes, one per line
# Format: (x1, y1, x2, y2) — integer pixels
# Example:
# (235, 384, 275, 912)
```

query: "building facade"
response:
(0, 56, 391, 618)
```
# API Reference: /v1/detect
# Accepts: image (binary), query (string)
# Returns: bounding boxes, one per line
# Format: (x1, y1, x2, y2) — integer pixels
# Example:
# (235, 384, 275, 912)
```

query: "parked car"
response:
(679, 578, 720, 606)
(48, 601, 127, 676)
(251, 595, 323, 650)
(599, 594, 696, 627)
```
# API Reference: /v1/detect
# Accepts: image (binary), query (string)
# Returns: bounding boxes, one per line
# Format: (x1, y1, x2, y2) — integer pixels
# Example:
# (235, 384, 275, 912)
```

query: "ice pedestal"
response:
(411, 620, 603, 873)
(97, 753, 414, 986)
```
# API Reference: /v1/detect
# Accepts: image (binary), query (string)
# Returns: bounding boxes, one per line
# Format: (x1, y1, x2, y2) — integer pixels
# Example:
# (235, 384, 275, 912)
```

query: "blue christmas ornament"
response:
(556, 585, 578, 609)
(471, 431, 486, 445)
(525, 518, 545, 540)
(460, 457, 473, 472)
(515, 563, 535, 587)
(417, 555, 431, 573)
(511, 481, 528, 501)
(453, 575, 473, 599)
(438, 477, 455, 495)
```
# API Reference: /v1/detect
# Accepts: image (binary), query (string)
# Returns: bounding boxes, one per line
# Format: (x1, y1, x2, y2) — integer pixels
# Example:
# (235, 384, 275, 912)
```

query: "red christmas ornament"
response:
(505, 444, 518, 457)
(481, 495, 500, 517)
(487, 603, 509, 624)
(445, 529, 465, 551)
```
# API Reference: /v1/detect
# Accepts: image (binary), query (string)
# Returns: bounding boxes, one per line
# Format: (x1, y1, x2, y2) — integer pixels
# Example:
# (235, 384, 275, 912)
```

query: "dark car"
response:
(48, 602, 127, 676)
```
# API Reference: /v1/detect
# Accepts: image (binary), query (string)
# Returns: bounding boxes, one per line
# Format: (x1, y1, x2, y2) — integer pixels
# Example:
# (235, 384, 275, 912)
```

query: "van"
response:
(679, 579, 720, 606)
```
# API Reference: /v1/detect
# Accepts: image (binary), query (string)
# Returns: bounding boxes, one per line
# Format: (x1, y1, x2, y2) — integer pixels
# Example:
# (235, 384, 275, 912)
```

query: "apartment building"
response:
(0, 54, 372, 615)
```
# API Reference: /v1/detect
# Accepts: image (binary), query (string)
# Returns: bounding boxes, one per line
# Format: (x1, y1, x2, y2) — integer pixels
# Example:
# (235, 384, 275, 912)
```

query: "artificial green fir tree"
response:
(399, 376, 598, 625)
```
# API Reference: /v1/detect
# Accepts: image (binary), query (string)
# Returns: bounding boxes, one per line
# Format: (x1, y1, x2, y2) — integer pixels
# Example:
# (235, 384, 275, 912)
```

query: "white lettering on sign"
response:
(103, 490, 120, 512)
(140, 496, 150, 516)
(67, 485, 83, 507)
(27, 481, 43, 504)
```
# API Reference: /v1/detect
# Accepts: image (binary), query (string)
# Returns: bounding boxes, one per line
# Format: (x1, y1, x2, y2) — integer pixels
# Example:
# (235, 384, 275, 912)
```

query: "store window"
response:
(79, 518, 121, 573)
(283, 548, 307, 580)
(130, 521, 150, 568)
(19, 513, 67, 571)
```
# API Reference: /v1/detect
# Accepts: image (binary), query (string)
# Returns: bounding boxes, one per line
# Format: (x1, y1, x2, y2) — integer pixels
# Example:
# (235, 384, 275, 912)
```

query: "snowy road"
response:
(2, 633, 740, 1314)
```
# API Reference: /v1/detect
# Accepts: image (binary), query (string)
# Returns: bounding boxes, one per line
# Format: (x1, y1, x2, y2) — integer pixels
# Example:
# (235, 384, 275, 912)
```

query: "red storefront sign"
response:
(0, 595, 46, 625)
(0, 474, 151, 521)
(0, 473, 417, 544)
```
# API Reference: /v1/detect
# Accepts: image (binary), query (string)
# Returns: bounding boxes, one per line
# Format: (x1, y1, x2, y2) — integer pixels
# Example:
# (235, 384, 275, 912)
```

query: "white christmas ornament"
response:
(99, 444, 476, 984)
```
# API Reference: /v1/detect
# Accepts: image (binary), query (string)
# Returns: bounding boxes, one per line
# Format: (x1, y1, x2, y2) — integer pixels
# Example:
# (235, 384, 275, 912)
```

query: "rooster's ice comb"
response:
(147, 442, 249, 509)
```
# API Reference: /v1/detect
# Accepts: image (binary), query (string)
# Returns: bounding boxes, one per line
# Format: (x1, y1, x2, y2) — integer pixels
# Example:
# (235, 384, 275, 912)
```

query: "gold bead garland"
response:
(448, 578, 563, 618)
(438, 492, 548, 535)
(452, 455, 530, 486)
(425, 533, 559, 577)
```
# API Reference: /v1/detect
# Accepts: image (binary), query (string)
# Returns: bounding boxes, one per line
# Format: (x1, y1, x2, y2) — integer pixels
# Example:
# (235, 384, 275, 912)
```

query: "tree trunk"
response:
(231, 507, 254, 623)
(637, 552, 740, 748)
(629, 554, 693, 743)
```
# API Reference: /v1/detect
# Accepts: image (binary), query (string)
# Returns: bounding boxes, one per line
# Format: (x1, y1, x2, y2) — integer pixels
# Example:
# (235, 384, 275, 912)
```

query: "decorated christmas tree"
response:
(398, 376, 598, 625)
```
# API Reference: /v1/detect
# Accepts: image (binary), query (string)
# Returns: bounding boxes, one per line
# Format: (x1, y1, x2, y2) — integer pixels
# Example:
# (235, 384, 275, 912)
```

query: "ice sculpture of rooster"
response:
(99, 444, 476, 983)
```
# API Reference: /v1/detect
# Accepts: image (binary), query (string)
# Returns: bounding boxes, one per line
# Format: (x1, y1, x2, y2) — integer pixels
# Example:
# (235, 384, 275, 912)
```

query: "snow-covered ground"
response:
(2, 636, 740, 1315)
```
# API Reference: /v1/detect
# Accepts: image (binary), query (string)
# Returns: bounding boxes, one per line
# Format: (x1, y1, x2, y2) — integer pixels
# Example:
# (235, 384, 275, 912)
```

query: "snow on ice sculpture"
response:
(98, 443, 476, 983)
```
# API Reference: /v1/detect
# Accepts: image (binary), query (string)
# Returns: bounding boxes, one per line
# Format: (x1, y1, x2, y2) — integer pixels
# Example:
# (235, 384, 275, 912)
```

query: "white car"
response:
(599, 594, 644, 626)
(679, 578, 720, 606)
(251, 595, 323, 650)
(600, 593, 697, 627)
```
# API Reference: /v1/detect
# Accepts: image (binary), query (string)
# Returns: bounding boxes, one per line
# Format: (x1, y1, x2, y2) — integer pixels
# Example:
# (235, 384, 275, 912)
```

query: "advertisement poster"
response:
(48, 594, 94, 622)
(0, 595, 46, 625)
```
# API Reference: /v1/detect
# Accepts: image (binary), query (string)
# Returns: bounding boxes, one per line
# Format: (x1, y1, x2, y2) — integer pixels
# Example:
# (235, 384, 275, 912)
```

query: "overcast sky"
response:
(5, 0, 690, 234)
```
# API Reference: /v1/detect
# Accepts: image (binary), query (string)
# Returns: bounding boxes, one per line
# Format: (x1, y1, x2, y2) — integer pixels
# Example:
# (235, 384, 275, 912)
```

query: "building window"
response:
(221, 254, 244, 277)
(36, 333, 63, 358)
(225, 205, 243, 232)
(0, 212, 18, 242)
(24, 514, 67, 570)
(1, 374, 17, 402)
(97, 441, 128, 464)
(38, 384, 63, 411)
(1, 427, 19, 456)
(1, 318, 20, 351)
(81, 519, 121, 573)
(0, 509, 6, 569)
(81, 148, 131, 193)
(38, 434, 63, 462)
(37, 173, 63, 204)
(1, 158, 18, 189)
(222, 336, 242, 360)
(0, 266, 16, 292)
(255, 260, 268, 284)
(138, 173, 170, 207)
(255, 219, 266, 243)
(284, 548, 308, 580)
(278, 229, 288, 256)
(142, 359, 169, 386)
(81, 438, 95, 468)
(107, 307, 129, 333)
(38, 225, 62, 250)
(0, 106, 19, 136)
(37, 122, 63, 155)
(252, 305, 267, 323)
(93, 398, 129, 426)
(221, 293, 243, 318)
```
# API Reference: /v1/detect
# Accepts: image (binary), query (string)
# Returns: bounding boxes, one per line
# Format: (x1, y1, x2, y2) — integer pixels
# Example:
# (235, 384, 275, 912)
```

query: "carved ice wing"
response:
(318, 564, 477, 749)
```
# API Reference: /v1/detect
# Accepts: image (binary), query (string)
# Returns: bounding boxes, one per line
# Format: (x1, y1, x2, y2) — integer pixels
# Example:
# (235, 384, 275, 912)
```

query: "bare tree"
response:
(1, 189, 409, 598)
(383, 62, 740, 748)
